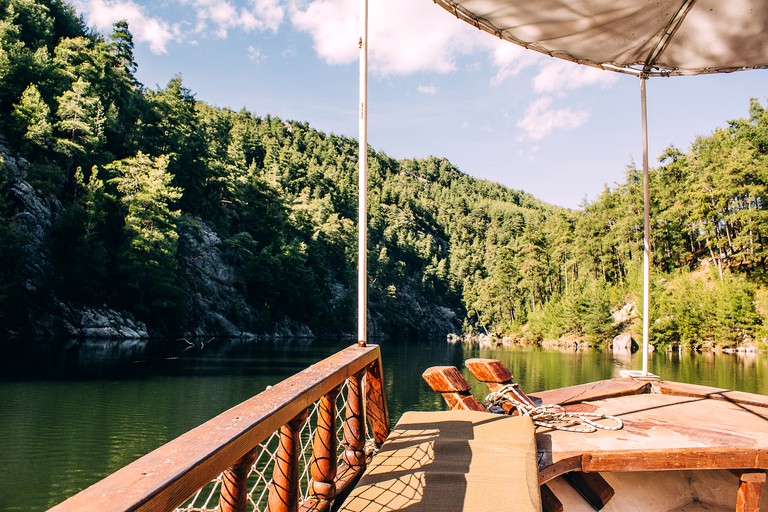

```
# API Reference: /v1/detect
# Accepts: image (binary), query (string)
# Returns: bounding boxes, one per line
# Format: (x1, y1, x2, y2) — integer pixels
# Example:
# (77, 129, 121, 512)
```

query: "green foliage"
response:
(1, 0, 767, 344)
(11, 83, 51, 150)
(105, 152, 183, 323)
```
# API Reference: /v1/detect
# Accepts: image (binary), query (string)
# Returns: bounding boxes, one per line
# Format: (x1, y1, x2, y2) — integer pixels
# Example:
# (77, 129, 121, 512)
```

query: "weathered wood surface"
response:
(529, 378, 649, 407)
(49, 344, 384, 512)
(657, 380, 768, 409)
(538, 388, 768, 483)
(422, 366, 486, 411)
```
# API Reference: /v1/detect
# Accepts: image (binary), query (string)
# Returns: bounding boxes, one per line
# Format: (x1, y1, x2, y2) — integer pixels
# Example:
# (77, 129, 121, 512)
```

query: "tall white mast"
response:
(357, 0, 369, 347)
(641, 77, 650, 375)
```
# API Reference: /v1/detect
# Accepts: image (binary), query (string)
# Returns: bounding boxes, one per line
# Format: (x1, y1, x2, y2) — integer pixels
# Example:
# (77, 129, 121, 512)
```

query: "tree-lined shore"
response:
(1, 0, 766, 349)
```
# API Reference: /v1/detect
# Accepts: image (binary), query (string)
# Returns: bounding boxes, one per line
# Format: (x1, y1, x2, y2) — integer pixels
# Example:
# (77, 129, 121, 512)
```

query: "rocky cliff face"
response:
(0, 136, 319, 340)
(1, 136, 149, 339)
(1, 135, 460, 341)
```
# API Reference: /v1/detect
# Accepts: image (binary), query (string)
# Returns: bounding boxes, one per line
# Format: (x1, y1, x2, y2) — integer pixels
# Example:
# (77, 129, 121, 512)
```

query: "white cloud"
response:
(289, 0, 483, 76)
(489, 42, 540, 86)
(533, 59, 618, 93)
(73, 0, 179, 54)
(417, 84, 437, 95)
(181, 0, 284, 37)
(517, 96, 590, 141)
(247, 45, 266, 62)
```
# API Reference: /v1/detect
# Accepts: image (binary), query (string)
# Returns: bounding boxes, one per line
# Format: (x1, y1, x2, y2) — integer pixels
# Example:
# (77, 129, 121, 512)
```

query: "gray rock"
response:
(178, 218, 263, 337)
(612, 332, 639, 353)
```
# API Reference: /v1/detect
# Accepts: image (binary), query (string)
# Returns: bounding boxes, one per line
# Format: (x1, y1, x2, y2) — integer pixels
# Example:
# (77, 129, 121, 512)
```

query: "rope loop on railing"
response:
(484, 384, 623, 433)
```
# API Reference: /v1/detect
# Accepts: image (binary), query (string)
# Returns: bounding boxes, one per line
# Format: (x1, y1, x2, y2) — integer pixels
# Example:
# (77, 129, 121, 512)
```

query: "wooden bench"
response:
(339, 410, 543, 512)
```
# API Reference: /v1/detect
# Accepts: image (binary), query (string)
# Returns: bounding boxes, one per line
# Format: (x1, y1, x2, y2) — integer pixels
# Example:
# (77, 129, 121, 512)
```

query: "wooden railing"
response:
(49, 344, 390, 512)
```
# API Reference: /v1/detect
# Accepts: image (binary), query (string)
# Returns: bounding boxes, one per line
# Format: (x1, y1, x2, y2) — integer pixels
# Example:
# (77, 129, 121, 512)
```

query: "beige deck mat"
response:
(339, 410, 542, 512)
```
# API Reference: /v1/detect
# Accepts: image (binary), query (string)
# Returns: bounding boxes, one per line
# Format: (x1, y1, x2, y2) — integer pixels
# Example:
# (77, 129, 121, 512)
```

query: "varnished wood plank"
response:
(465, 358, 514, 383)
(581, 448, 768, 473)
(530, 378, 650, 406)
(422, 366, 471, 392)
(49, 344, 383, 512)
(540, 484, 564, 512)
(563, 472, 614, 510)
(422, 366, 486, 411)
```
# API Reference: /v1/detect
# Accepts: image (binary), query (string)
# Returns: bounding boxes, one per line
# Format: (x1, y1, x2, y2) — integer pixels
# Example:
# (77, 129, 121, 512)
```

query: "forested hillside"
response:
(1, 0, 766, 348)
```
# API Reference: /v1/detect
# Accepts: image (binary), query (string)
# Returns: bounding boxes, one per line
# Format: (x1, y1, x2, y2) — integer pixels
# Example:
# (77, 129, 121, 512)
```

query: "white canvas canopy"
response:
(433, 0, 768, 77)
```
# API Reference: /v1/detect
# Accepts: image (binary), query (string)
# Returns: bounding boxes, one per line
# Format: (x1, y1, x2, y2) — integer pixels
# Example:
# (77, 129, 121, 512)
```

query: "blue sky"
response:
(72, 0, 767, 209)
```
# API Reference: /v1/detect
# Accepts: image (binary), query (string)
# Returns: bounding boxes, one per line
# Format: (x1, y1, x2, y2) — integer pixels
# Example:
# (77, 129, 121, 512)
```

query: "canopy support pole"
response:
(357, 0, 369, 347)
(640, 76, 650, 375)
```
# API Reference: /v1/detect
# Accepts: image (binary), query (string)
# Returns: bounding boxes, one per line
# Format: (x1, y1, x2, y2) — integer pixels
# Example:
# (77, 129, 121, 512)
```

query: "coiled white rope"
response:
(484, 384, 623, 433)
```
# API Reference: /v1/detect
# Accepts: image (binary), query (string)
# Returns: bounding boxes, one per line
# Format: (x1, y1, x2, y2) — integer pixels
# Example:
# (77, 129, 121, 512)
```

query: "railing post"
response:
(365, 359, 390, 445)
(342, 370, 366, 469)
(219, 446, 259, 512)
(267, 409, 309, 512)
(310, 386, 341, 502)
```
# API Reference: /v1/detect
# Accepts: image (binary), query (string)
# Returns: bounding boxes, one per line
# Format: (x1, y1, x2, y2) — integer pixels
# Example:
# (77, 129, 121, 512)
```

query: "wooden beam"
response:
(736, 471, 766, 512)
(422, 366, 485, 411)
(563, 472, 614, 510)
(540, 484, 564, 512)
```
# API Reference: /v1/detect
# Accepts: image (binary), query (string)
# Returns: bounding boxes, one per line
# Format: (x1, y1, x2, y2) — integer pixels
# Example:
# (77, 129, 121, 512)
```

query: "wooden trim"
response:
(49, 344, 383, 512)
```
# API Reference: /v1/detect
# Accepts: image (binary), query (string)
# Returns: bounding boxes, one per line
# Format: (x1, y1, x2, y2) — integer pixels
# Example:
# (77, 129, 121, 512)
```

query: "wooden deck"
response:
(531, 380, 768, 483)
(424, 361, 768, 512)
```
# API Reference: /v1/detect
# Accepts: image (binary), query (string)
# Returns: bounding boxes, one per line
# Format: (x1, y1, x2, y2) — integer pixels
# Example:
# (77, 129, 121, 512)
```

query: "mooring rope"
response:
(484, 384, 624, 433)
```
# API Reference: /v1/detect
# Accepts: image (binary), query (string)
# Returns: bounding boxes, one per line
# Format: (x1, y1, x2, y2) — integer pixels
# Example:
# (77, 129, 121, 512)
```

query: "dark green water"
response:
(1, 338, 766, 511)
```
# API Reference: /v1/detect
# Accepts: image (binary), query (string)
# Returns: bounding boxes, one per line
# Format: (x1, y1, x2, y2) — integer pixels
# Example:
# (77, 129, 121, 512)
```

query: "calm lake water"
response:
(1, 337, 766, 511)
